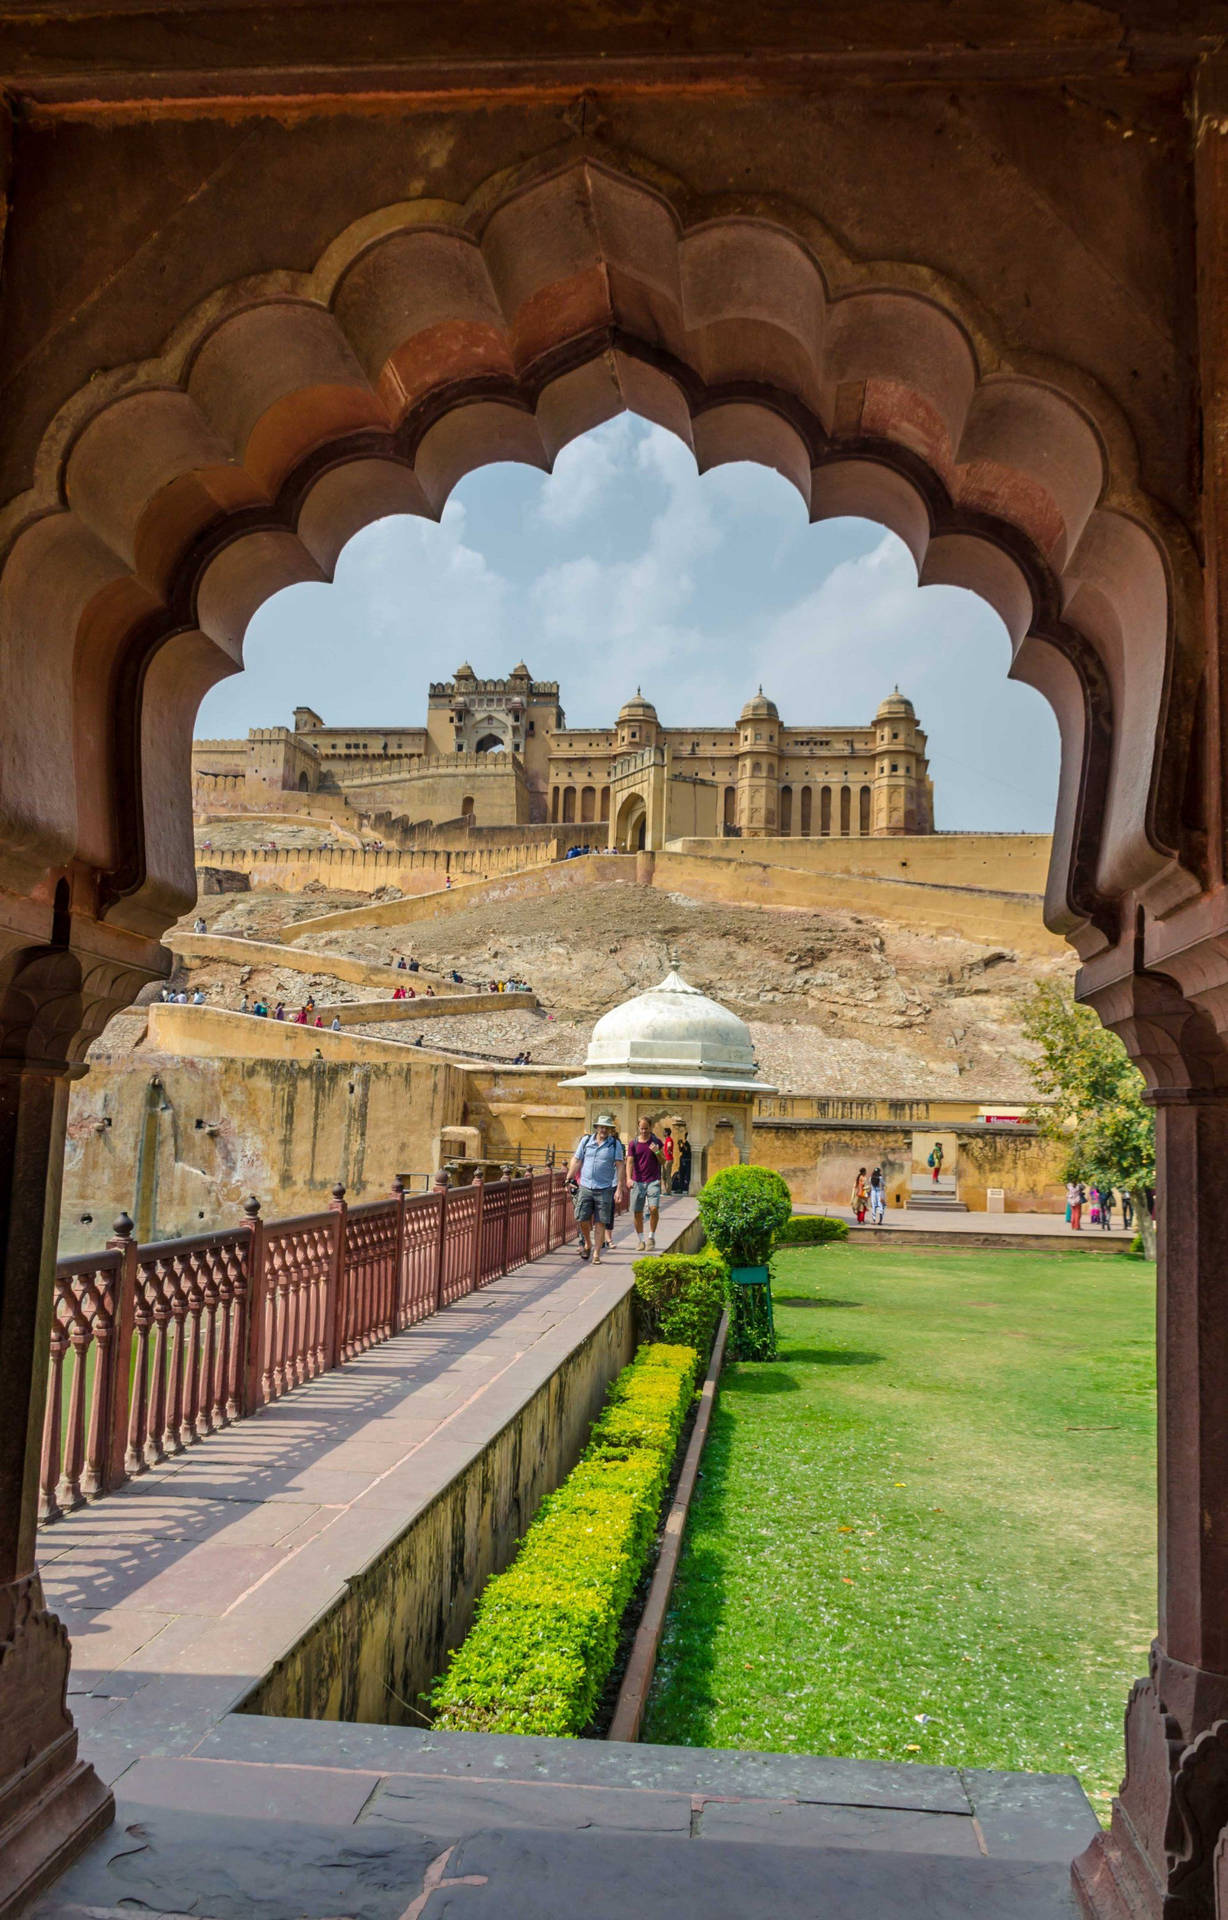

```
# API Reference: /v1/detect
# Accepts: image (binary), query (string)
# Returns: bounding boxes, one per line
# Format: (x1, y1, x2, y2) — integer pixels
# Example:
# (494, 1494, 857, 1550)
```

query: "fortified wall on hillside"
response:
(193, 665, 934, 848)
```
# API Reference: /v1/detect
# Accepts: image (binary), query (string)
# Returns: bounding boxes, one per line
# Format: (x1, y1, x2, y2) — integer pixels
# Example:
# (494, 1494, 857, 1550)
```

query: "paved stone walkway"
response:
(808, 1204, 1134, 1243)
(39, 1203, 691, 1788)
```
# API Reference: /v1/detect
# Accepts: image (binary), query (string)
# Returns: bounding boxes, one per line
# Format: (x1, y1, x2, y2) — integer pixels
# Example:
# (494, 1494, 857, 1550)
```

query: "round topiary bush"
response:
(698, 1166, 793, 1361)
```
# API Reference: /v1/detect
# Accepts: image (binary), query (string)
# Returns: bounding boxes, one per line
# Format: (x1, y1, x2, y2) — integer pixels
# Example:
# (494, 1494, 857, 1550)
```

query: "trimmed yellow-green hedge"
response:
(430, 1343, 698, 1736)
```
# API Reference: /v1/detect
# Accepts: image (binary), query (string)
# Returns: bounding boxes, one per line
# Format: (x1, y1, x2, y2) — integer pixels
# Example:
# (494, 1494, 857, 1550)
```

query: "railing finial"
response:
(332, 1180, 347, 1204)
(243, 1194, 262, 1220)
(110, 1210, 134, 1242)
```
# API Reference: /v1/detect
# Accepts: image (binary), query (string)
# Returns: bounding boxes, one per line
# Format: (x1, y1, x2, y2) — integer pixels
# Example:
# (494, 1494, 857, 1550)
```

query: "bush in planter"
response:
(632, 1249, 726, 1360)
(775, 1214, 850, 1246)
(697, 1166, 793, 1361)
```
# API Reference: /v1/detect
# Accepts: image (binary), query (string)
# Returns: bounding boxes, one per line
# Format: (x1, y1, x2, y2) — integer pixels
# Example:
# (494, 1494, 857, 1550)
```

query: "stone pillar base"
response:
(0, 1578, 112, 1917)
(1073, 1657, 1228, 1920)
(1073, 1815, 1166, 1920)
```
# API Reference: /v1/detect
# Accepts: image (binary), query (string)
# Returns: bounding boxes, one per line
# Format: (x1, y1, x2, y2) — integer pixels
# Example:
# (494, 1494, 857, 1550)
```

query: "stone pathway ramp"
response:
(38, 1205, 684, 1788)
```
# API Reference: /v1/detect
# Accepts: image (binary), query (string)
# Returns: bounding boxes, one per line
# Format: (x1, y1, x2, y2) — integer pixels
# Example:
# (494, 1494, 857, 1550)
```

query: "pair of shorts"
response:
(574, 1184, 616, 1228)
(631, 1180, 661, 1212)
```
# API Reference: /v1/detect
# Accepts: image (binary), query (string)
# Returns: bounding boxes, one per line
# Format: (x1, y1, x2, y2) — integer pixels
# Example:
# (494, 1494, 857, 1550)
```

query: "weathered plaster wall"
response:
(242, 1287, 638, 1726)
(60, 1048, 466, 1250)
(463, 1066, 586, 1166)
(749, 1119, 1066, 1210)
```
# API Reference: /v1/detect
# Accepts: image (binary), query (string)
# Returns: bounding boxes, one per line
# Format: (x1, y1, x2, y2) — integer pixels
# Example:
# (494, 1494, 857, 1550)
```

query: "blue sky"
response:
(195, 415, 1060, 832)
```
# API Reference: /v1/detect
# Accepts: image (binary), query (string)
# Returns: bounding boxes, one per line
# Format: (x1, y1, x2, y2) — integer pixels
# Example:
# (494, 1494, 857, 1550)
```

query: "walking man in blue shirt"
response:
(567, 1114, 627, 1267)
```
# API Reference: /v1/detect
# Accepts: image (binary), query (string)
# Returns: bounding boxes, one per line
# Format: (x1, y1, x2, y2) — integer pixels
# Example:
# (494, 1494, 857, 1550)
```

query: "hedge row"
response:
(430, 1343, 699, 1737)
(775, 1213, 850, 1246)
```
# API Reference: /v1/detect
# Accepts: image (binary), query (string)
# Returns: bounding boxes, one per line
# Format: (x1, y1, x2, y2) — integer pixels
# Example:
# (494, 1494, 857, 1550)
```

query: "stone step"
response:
(36, 1725, 1097, 1920)
(907, 1195, 970, 1212)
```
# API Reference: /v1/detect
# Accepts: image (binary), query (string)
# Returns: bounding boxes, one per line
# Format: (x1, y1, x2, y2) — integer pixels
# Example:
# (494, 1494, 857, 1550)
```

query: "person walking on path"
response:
(627, 1116, 665, 1251)
(851, 1167, 869, 1225)
(1067, 1180, 1085, 1231)
(661, 1128, 675, 1193)
(1099, 1186, 1115, 1229)
(567, 1114, 627, 1267)
(928, 1140, 944, 1185)
(869, 1166, 886, 1225)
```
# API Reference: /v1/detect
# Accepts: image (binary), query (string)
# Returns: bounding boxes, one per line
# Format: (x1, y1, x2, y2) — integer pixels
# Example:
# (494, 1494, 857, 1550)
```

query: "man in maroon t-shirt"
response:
(627, 1116, 665, 1251)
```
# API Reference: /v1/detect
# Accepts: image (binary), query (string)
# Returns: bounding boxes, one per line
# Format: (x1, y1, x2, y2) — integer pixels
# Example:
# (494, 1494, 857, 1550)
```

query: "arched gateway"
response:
(0, 49, 1227, 1920)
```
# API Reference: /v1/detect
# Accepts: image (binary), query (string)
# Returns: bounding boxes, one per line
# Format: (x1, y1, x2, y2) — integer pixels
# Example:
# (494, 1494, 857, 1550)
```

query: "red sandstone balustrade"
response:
(40, 1168, 572, 1524)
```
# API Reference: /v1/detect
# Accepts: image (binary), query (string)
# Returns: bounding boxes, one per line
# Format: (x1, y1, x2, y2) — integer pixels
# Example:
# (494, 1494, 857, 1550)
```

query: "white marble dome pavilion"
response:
(562, 971, 771, 1093)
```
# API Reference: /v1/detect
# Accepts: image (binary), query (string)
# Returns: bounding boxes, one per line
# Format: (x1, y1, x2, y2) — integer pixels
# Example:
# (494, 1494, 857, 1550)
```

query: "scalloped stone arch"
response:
(0, 148, 1199, 954)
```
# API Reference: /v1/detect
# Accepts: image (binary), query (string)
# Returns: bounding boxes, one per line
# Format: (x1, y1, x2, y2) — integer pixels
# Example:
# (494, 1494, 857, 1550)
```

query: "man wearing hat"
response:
(567, 1114, 627, 1266)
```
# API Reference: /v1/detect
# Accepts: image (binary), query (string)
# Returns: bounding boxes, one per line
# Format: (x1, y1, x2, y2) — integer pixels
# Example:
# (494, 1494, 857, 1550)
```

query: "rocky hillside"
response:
(153, 874, 1074, 1101)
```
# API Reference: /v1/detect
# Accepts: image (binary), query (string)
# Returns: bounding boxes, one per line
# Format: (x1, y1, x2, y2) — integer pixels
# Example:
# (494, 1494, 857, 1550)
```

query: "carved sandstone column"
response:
(1074, 974, 1228, 1920)
(0, 922, 163, 1915)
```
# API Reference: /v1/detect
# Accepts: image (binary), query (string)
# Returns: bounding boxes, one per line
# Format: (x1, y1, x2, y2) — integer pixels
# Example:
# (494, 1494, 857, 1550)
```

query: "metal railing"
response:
(39, 1169, 573, 1525)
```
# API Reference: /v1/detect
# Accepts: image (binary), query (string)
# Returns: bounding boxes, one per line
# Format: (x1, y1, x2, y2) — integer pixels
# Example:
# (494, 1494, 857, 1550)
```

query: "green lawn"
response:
(643, 1245, 1156, 1815)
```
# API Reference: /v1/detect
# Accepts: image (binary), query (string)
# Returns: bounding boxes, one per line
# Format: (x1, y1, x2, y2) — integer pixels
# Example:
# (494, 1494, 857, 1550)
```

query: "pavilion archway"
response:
(0, 142, 1222, 1920)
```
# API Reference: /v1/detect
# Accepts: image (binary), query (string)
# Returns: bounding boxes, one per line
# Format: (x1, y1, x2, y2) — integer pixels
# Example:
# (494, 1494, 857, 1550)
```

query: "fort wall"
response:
(193, 836, 558, 894)
(665, 833, 1052, 894)
(284, 838, 1067, 958)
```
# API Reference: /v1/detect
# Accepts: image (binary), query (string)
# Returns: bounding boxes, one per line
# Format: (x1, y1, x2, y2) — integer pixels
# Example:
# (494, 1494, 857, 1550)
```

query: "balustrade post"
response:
(104, 1214, 138, 1495)
(470, 1175, 485, 1292)
(324, 1182, 347, 1369)
(500, 1169, 513, 1275)
(390, 1174, 406, 1332)
(239, 1196, 268, 1415)
(433, 1182, 449, 1313)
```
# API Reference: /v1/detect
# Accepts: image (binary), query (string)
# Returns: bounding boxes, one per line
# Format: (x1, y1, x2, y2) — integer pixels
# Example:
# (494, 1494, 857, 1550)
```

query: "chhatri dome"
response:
(617, 690, 660, 725)
(563, 971, 771, 1094)
(875, 685, 916, 721)
(739, 687, 780, 723)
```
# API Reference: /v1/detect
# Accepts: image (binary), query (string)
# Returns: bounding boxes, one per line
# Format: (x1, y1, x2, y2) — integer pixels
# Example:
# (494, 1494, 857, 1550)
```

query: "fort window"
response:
(562, 787, 576, 823)
(859, 785, 871, 834)
(600, 786, 610, 821)
(462, 795, 475, 818)
(780, 785, 793, 834)
(800, 787, 812, 835)
(892, 763, 899, 772)
(840, 785, 852, 835)
(820, 786, 832, 835)
(550, 786, 560, 823)
(753, 761, 762, 775)
(580, 786, 596, 823)
(723, 785, 736, 828)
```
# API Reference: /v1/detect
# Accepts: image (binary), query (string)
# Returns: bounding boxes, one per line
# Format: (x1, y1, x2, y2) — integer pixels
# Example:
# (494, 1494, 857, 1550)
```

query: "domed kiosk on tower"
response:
(562, 972, 774, 1188)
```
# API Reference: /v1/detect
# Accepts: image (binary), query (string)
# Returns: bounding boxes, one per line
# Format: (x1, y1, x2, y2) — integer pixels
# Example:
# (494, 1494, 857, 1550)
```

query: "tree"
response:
(1020, 982, 1156, 1257)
